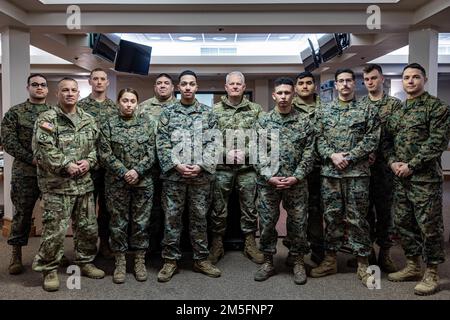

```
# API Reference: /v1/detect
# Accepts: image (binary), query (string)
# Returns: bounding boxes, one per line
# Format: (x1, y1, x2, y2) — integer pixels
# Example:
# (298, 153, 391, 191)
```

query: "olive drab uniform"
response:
(316, 98, 380, 257)
(98, 113, 156, 252)
(157, 99, 219, 261)
(1, 100, 51, 246)
(384, 92, 450, 265)
(32, 106, 99, 272)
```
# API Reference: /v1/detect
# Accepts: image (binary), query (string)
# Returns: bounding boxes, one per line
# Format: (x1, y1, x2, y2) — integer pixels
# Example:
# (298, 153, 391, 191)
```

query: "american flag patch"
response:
(40, 121, 54, 132)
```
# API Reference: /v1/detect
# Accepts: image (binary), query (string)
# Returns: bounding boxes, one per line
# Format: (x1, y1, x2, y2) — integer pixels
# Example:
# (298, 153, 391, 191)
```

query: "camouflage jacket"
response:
(384, 91, 450, 183)
(213, 95, 263, 171)
(1, 100, 52, 177)
(98, 113, 156, 188)
(137, 96, 177, 126)
(292, 94, 320, 121)
(255, 107, 315, 184)
(316, 98, 381, 178)
(157, 99, 219, 184)
(77, 95, 117, 128)
(32, 106, 98, 195)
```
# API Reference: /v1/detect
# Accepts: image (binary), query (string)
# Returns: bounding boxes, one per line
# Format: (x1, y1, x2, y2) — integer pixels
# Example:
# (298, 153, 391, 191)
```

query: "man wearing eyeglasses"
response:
(311, 68, 380, 286)
(1, 74, 52, 275)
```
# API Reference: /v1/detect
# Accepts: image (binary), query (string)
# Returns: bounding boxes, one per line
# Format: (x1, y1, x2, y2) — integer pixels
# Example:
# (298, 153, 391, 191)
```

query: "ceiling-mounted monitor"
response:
(90, 33, 120, 63)
(318, 33, 350, 63)
(114, 39, 152, 76)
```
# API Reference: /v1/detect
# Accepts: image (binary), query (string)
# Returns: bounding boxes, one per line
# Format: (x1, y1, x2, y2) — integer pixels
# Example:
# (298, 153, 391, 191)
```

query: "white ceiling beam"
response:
(413, 0, 450, 25)
(0, 0, 28, 25)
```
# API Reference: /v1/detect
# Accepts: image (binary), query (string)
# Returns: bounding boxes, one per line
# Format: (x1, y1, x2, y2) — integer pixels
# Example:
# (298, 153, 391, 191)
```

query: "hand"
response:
(226, 149, 245, 164)
(76, 160, 90, 176)
(331, 152, 350, 170)
(390, 162, 403, 175)
(66, 162, 81, 177)
(268, 177, 297, 189)
(187, 165, 202, 177)
(32, 158, 38, 166)
(176, 164, 201, 178)
(124, 169, 139, 185)
(368, 153, 376, 166)
(396, 163, 413, 178)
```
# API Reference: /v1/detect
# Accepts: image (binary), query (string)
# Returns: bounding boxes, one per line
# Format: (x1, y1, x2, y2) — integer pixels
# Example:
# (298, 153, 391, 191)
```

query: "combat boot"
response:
(193, 259, 221, 278)
(134, 250, 147, 282)
(414, 265, 440, 296)
(43, 270, 60, 292)
(9, 245, 24, 275)
(244, 233, 264, 264)
(208, 235, 224, 264)
(347, 247, 376, 268)
(310, 251, 337, 278)
(378, 248, 398, 273)
(356, 256, 371, 286)
(388, 255, 422, 282)
(157, 259, 178, 282)
(285, 252, 295, 267)
(80, 263, 105, 279)
(293, 255, 307, 285)
(254, 254, 275, 281)
(113, 253, 126, 284)
(98, 238, 113, 259)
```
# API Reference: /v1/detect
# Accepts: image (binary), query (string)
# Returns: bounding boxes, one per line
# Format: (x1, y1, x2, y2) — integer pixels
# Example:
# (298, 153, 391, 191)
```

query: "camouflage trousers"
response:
(149, 168, 163, 251)
(322, 177, 371, 257)
(393, 179, 445, 265)
(368, 161, 395, 249)
(210, 169, 257, 236)
(106, 183, 154, 253)
(257, 180, 309, 255)
(92, 169, 109, 240)
(7, 173, 40, 246)
(161, 181, 212, 261)
(32, 192, 98, 272)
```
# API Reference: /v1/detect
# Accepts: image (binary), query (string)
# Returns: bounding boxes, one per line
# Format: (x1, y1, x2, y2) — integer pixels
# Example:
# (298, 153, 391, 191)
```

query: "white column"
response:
(1, 27, 30, 228)
(106, 70, 117, 101)
(408, 28, 439, 96)
(254, 79, 270, 111)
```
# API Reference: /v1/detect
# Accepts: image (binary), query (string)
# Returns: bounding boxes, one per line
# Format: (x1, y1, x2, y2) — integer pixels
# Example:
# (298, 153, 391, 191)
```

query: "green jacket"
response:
(137, 96, 177, 126)
(78, 95, 117, 128)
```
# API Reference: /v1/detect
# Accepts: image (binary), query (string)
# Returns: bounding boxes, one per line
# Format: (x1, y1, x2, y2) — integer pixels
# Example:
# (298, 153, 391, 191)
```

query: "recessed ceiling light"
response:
(278, 35, 291, 40)
(178, 36, 197, 41)
(212, 36, 227, 41)
(149, 36, 161, 40)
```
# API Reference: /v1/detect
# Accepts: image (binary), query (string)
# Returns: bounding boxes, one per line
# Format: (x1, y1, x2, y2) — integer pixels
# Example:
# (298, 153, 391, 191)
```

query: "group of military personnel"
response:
(1, 62, 448, 296)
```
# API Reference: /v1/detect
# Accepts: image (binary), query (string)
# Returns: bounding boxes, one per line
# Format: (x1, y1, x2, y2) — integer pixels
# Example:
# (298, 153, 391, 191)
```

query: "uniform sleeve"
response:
(1, 109, 34, 164)
(200, 111, 221, 174)
(133, 121, 156, 177)
(382, 100, 402, 167)
(408, 102, 450, 171)
(97, 121, 128, 179)
(156, 109, 177, 173)
(293, 122, 316, 181)
(87, 122, 99, 170)
(316, 107, 336, 161)
(254, 116, 278, 181)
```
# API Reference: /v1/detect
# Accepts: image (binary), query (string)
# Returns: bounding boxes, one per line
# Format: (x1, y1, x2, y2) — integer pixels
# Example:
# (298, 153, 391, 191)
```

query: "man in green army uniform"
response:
(284, 71, 324, 266)
(254, 77, 315, 285)
(311, 68, 380, 286)
(208, 71, 264, 265)
(78, 68, 117, 258)
(32, 78, 105, 292)
(1, 74, 52, 275)
(384, 63, 450, 296)
(137, 73, 176, 252)
(156, 70, 221, 282)
(354, 63, 401, 272)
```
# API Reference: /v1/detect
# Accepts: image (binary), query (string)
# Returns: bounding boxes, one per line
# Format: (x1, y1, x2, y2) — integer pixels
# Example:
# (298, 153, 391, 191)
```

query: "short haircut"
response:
(226, 71, 245, 84)
(295, 71, 315, 83)
(57, 77, 78, 87)
(155, 73, 173, 84)
(274, 77, 294, 89)
(178, 70, 197, 82)
(117, 88, 139, 102)
(90, 68, 107, 78)
(335, 68, 355, 81)
(402, 63, 427, 77)
(27, 74, 48, 85)
(363, 64, 383, 75)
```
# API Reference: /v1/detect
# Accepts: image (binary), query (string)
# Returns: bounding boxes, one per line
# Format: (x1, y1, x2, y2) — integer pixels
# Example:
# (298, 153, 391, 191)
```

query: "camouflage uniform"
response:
(255, 108, 315, 255)
(32, 106, 99, 272)
(78, 95, 117, 242)
(157, 99, 218, 261)
(359, 93, 402, 249)
(384, 92, 449, 265)
(316, 98, 380, 257)
(1, 100, 51, 246)
(210, 96, 262, 237)
(137, 95, 177, 250)
(98, 113, 156, 253)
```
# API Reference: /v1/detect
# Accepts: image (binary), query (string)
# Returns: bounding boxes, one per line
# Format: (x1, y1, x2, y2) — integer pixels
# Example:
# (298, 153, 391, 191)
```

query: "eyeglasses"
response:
(30, 82, 48, 88)
(336, 79, 354, 84)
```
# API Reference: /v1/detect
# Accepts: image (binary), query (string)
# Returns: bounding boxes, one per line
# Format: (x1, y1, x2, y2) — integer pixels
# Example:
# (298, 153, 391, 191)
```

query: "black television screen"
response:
(91, 33, 120, 63)
(300, 47, 317, 72)
(114, 40, 152, 76)
(318, 33, 341, 62)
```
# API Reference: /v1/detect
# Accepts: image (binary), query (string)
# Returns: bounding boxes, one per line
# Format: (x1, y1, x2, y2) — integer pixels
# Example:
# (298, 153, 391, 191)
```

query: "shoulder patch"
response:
(39, 121, 55, 132)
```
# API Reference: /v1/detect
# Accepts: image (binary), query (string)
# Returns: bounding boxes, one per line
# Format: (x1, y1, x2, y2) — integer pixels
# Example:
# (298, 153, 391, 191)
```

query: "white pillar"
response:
(254, 79, 270, 111)
(408, 28, 439, 96)
(1, 27, 30, 230)
(106, 70, 117, 101)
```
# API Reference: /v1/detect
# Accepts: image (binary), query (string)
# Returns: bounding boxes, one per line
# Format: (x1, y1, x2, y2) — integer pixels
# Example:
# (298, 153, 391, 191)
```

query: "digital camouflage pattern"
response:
(1, 100, 52, 246)
(77, 95, 117, 127)
(137, 96, 177, 127)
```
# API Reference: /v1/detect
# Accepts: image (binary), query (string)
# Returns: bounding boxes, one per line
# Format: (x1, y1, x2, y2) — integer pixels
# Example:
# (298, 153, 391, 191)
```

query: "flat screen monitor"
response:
(318, 33, 341, 62)
(300, 47, 317, 72)
(91, 33, 120, 63)
(114, 39, 152, 76)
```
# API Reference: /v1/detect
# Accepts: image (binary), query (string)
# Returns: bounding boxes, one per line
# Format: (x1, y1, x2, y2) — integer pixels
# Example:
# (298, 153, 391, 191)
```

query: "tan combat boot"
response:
(43, 270, 60, 292)
(134, 250, 147, 282)
(9, 245, 24, 275)
(254, 254, 275, 281)
(157, 259, 178, 282)
(244, 233, 264, 264)
(80, 263, 105, 279)
(208, 235, 224, 264)
(293, 255, 307, 285)
(357, 256, 371, 286)
(310, 251, 338, 278)
(193, 259, 221, 278)
(378, 248, 398, 273)
(414, 265, 440, 296)
(113, 253, 126, 284)
(388, 255, 422, 282)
